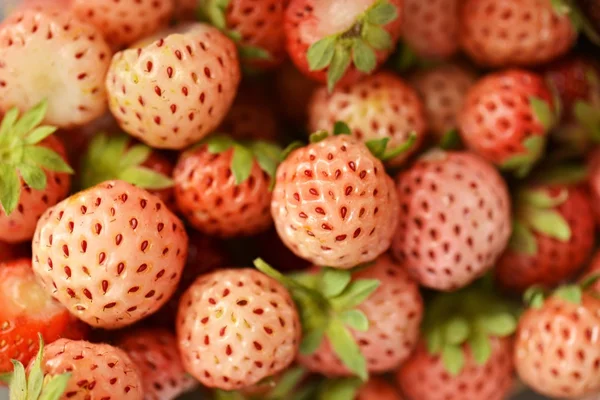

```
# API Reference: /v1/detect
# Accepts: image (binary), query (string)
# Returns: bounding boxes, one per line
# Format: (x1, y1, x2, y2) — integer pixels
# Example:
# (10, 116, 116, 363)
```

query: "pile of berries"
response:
(1, 0, 600, 399)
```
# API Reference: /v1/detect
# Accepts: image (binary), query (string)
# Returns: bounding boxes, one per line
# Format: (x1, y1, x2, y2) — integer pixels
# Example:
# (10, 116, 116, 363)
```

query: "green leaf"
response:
(231, 145, 254, 185)
(239, 45, 271, 60)
(214, 390, 245, 400)
(319, 378, 362, 400)
(529, 96, 554, 131)
(554, 285, 582, 305)
(28, 335, 45, 400)
(39, 374, 71, 400)
(439, 129, 462, 150)
(444, 317, 470, 345)
(281, 141, 304, 160)
(120, 144, 151, 169)
(525, 208, 571, 241)
(9, 360, 26, 400)
(320, 268, 352, 298)
(0, 164, 21, 215)
(362, 24, 393, 50)
(197, 0, 229, 30)
(0, 106, 19, 138)
(18, 164, 47, 191)
(333, 121, 351, 136)
(508, 221, 537, 255)
(339, 309, 369, 332)
(13, 100, 47, 138)
(365, 138, 389, 159)
(251, 144, 280, 183)
(307, 36, 337, 71)
(24, 126, 57, 145)
(352, 39, 376, 73)
(23, 146, 73, 173)
(520, 188, 568, 208)
(309, 130, 329, 143)
(206, 135, 235, 153)
(267, 367, 305, 399)
(392, 42, 418, 72)
(480, 312, 517, 337)
(468, 331, 492, 365)
(524, 286, 546, 309)
(327, 45, 351, 92)
(441, 344, 465, 376)
(381, 132, 417, 161)
(119, 166, 174, 190)
(300, 327, 326, 355)
(365, 0, 398, 25)
(330, 279, 380, 310)
(326, 319, 367, 380)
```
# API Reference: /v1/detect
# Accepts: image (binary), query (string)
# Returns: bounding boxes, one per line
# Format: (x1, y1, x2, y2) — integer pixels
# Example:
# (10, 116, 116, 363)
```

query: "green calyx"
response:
(438, 129, 463, 150)
(254, 259, 381, 381)
(80, 133, 173, 191)
(423, 282, 519, 376)
(551, 0, 600, 46)
(215, 367, 307, 400)
(573, 69, 600, 142)
(509, 187, 572, 255)
(500, 135, 546, 178)
(306, 0, 399, 91)
(197, 0, 272, 62)
(524, 274, 600, 309)
(7, 335, 71, 400)
(202, 135, 283, 188)
(0, 100, 73, 215)
(308, 121, 417, 162)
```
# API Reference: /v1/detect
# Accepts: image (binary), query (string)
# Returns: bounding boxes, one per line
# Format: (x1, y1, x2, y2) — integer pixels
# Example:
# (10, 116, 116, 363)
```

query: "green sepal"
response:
(530, 163, 588, 186)
(365, 0, 398, 25)
(529, 96, 555, 131)
(238, 45, 271, 61)
(19, 164, 47, 192)
(307, 36, 337, 71)
(554, 285, 582, 305)
(196, 0, 229, 29)
(574, 100, 600, 141)
(309, 130, 330, 143)
(300, 327, 326, 355)
(523, 208, 571, 241)
(500, 135, 545, 177)
(327, 45, 352, 92)
(214, 390, 246, 400)
(329, 279, 380, 311)
(281, 141, 305, 160)
(9, 360, 26, 400)
(508, 220, 537, 255)
(317, 377, 363, 400)
(339, 309, 369, 332)
(265, 367, 306, 400)
(12, 101, 48, 138)
(333, 121, 352, 136)
(119, 166, 174, 190)
(0, 372, 11, 385)
(0, 165, 20, 215)
(441, 344, 465, 377)
(520, 188, 568, 208)
(523, 286, 546, 309)
(206, 135, 236, 153)
(352, 39, 377, 73)
(443, 317, 470, 345)
(468, 330, 492, 366)
(439, 129, 462, 150)
(24, 146, 73, 174)
(365, 132, 417, 161)
(326, 318, 368, 380)
(581, 273, 600, 290)
(27, 335, 45, 400)
(479, 312, 517, 337)
(231, 145, 254, 184)
(320, 268, 352, 298)
(25, 126, 58, 145)
(40, 374, 71, 400)
(362, 24, 392, 50)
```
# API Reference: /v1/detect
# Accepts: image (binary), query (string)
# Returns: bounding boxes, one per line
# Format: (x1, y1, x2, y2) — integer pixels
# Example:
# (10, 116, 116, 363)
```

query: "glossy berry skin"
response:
(176, 268, 301, 390)
(117, 328, 197, 400)
(392, 151, 511, 291)
(458, 70, 554, 168)
(460, 0, 577, 67)
(106, 23, 241, 149)
(32, 180, 188, 329)
(298, 255, 423, 375)
(0, 6, 110, 128)
(31, 338, 144, 400)
(397, 338, 514, 400)
(0, 258, 70, 373)
(174, 145, 272, 237)
(402, 0, 460, 59)
(272, 135, 399, 269)
(410, 63, 477, 140)
(495, 185, 595, 293)
(0, 136, 71, 243)
(357, 377, 404, 400)
(515, 295, 600, 398)
(284, 0, 403, 87)
(141, 149, 178, 212)
(72, 0, 173, 49)
(308, 72, 427, 166)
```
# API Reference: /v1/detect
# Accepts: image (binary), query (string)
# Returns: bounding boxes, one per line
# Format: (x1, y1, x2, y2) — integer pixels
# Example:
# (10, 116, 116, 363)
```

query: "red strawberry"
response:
(218, 83, 280, 142)
(174, 136, 279, 237)
(402, 0, 460, 59)
(308, 71, 427, 166)
(515, 283, 600, 398)
(176, 268, 301, 390)
(285, 0, 403, 90)
(0, 5, 111, 128)
(397, 338, 514, 400)
(106, 23, 241, 149)
(197, 0, 287, 70)
(397, 281, 517, 400)
(357, 377, 403, 400)
(272, 134, 399, 269)
(392, 151, 511, 291)
(79, 133, 177, 212)
(0, 102, 73, 244)
(32, 180, 188, 329)
(409, 63, 477, 141)
(495, 183, 595, 293)
(458, 69, 556, 177)
(72, 0, 173, 49)
(296, 254, 423, 377)
(151, 230, 230, 327)
(460, 0, 577, 67)
(0, 258, 71, 373)
(117, 328, 197, 400)
(275, 61, 319, 125)
(18, 338, 144, 399)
